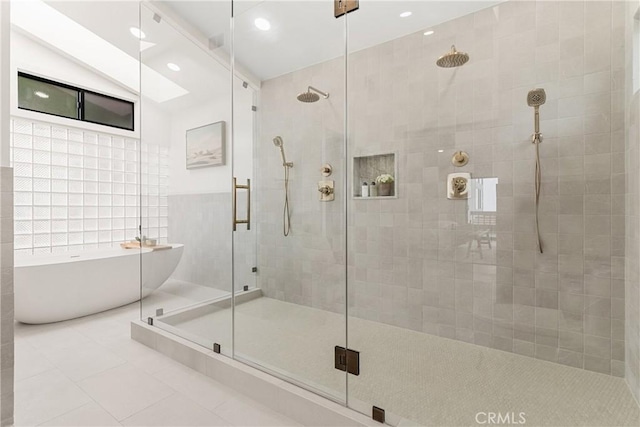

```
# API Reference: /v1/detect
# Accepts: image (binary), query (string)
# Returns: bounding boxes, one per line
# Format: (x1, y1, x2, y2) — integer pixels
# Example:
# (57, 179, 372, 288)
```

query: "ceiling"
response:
(167, 0, 503, 81)
(13, 0, 502, 111)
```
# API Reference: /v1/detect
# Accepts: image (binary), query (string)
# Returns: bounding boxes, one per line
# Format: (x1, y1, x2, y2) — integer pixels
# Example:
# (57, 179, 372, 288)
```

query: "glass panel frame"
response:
(138, 0, 235, 358)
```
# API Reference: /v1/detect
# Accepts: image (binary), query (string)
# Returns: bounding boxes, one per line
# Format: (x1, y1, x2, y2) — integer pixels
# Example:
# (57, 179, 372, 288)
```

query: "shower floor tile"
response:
(165, 296, 640, 427)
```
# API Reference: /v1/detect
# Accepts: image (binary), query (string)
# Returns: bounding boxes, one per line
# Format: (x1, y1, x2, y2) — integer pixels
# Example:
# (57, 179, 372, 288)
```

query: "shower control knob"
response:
(318, 185, 333, 196)
(321, 163, 333, 176)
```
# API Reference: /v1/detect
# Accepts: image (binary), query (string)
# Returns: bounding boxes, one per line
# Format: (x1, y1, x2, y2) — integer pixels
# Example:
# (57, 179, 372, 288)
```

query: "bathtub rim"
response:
(14, 243, 184, 268)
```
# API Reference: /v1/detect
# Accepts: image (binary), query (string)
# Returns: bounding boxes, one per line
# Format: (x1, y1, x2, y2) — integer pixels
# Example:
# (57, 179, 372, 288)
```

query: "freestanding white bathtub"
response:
(15, 244, 184, 324)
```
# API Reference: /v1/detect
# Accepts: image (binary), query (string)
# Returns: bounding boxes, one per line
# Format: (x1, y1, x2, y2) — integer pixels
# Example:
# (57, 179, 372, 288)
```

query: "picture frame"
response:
(186, 121, 225, 169)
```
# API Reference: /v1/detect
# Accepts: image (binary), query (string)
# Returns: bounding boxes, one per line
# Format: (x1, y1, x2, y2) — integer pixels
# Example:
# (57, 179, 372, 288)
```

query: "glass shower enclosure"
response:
(140, 1, 640, 425)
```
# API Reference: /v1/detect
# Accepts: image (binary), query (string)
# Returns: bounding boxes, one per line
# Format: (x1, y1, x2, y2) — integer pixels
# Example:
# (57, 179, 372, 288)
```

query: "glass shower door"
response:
(231, 74, 257, 296)
(231, 0, 348, 403)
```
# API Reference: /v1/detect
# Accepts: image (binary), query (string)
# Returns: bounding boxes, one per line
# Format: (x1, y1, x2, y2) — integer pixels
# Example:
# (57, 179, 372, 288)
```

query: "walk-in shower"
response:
(136, 0, 640, 425)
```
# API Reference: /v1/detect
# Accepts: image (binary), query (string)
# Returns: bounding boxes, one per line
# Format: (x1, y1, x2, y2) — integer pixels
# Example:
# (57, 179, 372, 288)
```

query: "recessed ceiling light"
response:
(167, 63, 180, 72)
(437, 149, 444, 153)
(400, 11, 412, 18)
(34, 91, 49, 99)
(424, 30, 435, 36)
(254, 18, 271, 31)
(129, 27, 146, 39)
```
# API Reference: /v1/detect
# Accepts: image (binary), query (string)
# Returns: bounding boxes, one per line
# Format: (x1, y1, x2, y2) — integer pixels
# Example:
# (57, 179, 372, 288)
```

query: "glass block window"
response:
(10, 118, 168, 255)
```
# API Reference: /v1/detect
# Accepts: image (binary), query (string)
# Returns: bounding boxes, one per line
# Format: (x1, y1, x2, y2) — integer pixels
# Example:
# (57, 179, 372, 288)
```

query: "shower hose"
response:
(534, 134, 543, 254)
(283, 165, 291, 236)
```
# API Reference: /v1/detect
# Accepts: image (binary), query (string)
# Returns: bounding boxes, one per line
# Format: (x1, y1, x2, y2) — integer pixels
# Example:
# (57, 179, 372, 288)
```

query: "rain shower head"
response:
(297, 92, 320, 103)
(527, 88, 547, 107)
(297, 86, 329, 103)
(436, 45, 469, 68)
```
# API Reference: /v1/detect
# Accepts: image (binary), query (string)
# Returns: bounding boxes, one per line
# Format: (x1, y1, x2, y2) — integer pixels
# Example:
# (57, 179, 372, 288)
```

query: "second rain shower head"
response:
(297, 86, 329, 103)
(436, 45, 469, 68)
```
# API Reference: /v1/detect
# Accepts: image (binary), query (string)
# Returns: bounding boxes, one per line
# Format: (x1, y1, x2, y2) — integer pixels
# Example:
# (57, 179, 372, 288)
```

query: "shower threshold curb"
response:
(131, 320, 383, 427)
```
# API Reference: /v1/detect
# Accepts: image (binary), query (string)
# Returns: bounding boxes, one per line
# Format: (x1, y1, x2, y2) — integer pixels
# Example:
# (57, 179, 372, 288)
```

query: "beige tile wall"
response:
(168, 193, 256, 293)
(258, 0, 628, 376)
(258, 55, 347, 313)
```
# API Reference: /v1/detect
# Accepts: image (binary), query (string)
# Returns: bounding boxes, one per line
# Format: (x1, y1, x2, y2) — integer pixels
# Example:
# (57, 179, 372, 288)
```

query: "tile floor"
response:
(14, 280, 299, 427)
(159, 296, 640, 426)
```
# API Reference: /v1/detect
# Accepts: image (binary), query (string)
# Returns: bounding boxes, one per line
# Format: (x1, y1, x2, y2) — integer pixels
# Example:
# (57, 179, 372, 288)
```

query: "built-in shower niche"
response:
(352, 152, 396, 199)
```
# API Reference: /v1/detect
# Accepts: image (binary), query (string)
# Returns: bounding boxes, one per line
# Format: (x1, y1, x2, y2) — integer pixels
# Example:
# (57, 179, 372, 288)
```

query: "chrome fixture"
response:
(436, 45, 469, 68)
(527, 88, 546, 254)
(273, 136, 292, 236)
(451, 151, 469, 167)
(321, 163, 333, 177)
(297, 86, 329, 103)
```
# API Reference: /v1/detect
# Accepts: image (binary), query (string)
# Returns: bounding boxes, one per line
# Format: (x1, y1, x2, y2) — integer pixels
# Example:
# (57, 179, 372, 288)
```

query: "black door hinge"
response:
(334, 346, 359, 376)
(372, 406, 385, 423)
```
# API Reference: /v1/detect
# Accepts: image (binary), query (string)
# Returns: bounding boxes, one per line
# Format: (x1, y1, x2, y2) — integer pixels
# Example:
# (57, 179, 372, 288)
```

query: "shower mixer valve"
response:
(447, 172, 471, 200)
(318, 180, 335, 202)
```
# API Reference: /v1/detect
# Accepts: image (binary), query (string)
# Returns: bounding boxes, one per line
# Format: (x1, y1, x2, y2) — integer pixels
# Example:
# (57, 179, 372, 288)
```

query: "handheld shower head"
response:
(527, 88, 547, 255)
(272, 136, 292, 167)
(527, 88, 546, 107)
(297, 86, 329, 103)
(527, 88, 546, 137)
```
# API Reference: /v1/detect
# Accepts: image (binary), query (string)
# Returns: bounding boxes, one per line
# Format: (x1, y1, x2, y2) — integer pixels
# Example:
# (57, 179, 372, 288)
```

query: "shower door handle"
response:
(233, 178, 251, 231)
